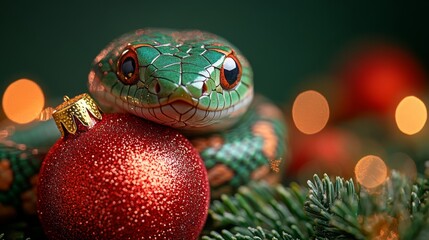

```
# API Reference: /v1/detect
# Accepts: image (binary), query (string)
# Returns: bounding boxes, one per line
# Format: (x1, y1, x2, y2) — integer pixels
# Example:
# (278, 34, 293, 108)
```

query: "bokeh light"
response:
(292, 90, 330, 134)
(395, 96, 427, 135)
(2, 79, 45, 124)
(390, 153, 417, 180)
(355, 155, 388, 189)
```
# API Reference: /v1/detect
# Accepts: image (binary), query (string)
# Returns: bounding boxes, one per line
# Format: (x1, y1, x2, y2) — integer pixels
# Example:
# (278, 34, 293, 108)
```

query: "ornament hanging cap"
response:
(52, 93, 102, 137)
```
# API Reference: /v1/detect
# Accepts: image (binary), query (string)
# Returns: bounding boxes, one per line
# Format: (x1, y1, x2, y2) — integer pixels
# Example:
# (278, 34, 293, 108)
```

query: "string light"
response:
(355, 155, 388, 189)
(292, 90, 329, 134)
(2, 79, 45, 124)
(395, 96, 427, 135)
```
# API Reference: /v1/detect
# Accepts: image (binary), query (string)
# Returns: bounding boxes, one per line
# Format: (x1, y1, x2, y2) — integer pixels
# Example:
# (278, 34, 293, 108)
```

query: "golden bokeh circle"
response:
(355, 155, 388, 189)
(292, 90, 330, 134)
(395, 96, 427, 135)
(2, 79, 45, 124)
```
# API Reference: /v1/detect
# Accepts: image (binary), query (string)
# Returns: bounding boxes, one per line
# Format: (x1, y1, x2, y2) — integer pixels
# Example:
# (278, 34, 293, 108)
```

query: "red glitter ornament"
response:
(37, 94, 209, 240)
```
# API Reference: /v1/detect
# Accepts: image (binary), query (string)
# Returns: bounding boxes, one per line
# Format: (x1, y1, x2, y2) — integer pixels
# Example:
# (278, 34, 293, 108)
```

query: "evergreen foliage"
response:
(2, 171, 428, 239)
(204, 171, 429, 240)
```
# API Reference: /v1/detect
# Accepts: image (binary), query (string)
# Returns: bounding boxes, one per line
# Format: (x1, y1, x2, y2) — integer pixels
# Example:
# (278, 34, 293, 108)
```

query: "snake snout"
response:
(167, 85, 198, 106)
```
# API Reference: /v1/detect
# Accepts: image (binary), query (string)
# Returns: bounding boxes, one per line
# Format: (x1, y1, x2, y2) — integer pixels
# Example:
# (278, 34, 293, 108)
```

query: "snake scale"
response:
(0, 29, 287, 217)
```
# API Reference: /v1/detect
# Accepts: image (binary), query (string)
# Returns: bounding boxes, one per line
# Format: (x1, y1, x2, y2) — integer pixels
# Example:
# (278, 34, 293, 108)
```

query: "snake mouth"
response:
(131, 99, 238, 130)
(168, 100, 198, 114)
(158, 95, 199, 111)
(120, 94, 253, 132)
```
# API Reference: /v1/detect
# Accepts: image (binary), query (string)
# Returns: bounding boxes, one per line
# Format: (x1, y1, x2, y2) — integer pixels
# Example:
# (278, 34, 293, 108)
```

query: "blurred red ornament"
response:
(37, 94, 209, 240)
(287, 127, 361, 180)
(337, 42, 425, 118)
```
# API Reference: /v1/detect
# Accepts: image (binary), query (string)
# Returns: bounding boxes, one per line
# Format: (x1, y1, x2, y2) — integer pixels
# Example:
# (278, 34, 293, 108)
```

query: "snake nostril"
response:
(155, 80, 161, 94)
(202, 82, 209, 95)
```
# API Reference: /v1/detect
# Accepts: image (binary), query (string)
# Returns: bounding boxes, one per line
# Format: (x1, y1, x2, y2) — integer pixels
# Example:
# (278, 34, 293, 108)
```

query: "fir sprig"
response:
(204, 171, 429, 240)
(401, 173, 429, 239)
(204, 181, 313, 240)
(304, 174, 363, 239)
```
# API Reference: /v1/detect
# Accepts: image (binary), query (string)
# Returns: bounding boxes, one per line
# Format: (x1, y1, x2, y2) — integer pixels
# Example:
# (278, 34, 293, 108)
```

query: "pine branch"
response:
(400, 173, 429, 239)
(206, 226, 303, 240)
(204, 171, 429, 240)
(203, 181, 312, 240)
(304, 174, 363, 239)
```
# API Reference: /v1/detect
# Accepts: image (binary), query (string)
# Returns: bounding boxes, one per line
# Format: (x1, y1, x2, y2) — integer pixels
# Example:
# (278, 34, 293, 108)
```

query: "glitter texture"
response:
(37, 113, 209, 239)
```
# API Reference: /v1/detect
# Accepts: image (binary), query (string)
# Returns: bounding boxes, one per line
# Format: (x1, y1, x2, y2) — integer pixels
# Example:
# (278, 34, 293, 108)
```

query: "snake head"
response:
(89, 29, 253, 132)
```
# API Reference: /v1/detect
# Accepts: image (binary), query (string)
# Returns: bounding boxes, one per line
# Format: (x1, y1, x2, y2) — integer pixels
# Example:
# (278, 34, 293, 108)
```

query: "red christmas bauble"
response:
(337, 42, 425, 118)
(287, 127, 361, 181)
(37, 94, 209, 240)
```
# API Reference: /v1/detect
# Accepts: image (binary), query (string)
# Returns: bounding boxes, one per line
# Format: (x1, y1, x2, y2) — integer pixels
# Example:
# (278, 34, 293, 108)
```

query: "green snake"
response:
(0, 29, 287, 215)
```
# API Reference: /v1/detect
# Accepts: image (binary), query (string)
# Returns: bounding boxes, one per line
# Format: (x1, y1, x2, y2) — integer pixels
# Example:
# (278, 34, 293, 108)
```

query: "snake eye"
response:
(117, 47, 139, 85)
(220, 54, 241, 90)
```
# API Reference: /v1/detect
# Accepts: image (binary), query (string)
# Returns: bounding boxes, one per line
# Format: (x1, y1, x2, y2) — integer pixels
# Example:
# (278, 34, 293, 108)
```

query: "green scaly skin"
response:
(0, 121, 58, 217)
(0, 29, 287, 209)
(0, 141, 41, 217)
(89, 29, 287, 195)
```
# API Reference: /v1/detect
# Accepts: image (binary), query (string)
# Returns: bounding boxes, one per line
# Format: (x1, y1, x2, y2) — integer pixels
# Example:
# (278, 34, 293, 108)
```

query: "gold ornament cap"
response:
(52, 93, 102, 137)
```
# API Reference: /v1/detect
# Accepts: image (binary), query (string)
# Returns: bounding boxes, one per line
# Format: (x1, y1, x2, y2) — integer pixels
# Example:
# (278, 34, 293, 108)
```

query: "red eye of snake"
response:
(117, 47, 140, 85)
(220, 54, 242, 90)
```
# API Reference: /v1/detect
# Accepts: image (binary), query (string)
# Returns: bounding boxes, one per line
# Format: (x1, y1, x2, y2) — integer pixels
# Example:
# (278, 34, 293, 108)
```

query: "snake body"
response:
(0, 29, 287, 213)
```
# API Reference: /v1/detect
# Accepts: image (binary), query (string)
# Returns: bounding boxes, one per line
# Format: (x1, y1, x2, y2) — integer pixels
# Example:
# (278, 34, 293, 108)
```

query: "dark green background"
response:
(1, 1, 429, 109)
